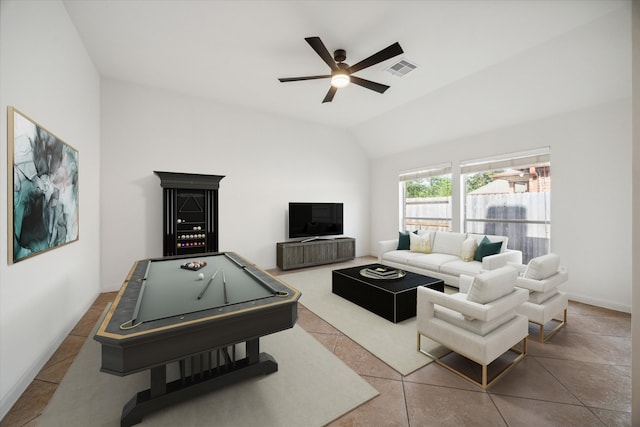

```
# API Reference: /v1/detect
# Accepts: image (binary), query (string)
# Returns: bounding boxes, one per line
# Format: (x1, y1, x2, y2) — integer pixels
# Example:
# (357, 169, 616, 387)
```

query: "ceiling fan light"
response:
(331, 73, 350, 88)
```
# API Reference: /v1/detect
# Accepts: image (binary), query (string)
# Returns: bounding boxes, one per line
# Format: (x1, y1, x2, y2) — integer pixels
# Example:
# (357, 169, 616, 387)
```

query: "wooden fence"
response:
(404, 192, 550, 263)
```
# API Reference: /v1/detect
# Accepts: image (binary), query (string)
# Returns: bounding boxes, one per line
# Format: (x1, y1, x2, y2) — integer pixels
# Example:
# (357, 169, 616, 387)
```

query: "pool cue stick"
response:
(197, 267, 220, 300)
(222, 270, 228, 304)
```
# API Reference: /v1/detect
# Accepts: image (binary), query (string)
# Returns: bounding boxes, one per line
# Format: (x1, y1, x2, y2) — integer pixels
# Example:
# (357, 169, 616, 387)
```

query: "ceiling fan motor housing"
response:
(333, 49, 347, 63)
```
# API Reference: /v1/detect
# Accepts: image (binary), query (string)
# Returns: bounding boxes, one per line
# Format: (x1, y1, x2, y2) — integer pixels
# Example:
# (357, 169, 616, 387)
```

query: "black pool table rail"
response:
(97, 252, 299, 340)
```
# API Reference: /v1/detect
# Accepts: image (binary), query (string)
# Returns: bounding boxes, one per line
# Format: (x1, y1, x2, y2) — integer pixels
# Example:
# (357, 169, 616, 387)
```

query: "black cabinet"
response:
(154, 171, 224, 256)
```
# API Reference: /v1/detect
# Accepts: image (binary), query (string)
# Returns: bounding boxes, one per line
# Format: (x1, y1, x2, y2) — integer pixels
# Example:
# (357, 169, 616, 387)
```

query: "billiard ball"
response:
(197, 273, 204, 280)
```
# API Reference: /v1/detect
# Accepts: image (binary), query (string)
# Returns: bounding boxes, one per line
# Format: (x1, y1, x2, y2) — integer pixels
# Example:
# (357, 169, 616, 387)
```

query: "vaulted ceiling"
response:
(63, 0, 630, 157)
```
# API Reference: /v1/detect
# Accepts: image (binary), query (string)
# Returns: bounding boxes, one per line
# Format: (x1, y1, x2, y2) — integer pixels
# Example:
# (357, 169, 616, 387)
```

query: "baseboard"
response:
(0, 355, 46, 421)
(0, 292, 100, 421)
(567, 292, 631, 314)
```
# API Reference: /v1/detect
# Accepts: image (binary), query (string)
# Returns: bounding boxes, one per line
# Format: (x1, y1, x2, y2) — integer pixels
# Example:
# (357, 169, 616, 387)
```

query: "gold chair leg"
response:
(530, 308, 568, 343)
(481, 364, 487, 388)
(418, 336, 527, 390)
(538, 324, 544, 342)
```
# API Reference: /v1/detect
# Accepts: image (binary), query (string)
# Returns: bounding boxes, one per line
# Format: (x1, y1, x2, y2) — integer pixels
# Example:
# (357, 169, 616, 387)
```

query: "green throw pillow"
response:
(397, 230, 417, 250)
(473, 236, 503, 261)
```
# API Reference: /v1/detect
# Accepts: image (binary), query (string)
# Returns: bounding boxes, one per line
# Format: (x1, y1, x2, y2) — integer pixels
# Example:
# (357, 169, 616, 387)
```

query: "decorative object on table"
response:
(366, 266, 397, 277)
(361, 265, 405, 280)
(7, 107, 79, 264)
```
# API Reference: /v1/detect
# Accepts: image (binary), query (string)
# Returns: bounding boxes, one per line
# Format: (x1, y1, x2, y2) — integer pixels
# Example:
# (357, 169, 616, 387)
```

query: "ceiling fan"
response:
(278, 37, 404, 103)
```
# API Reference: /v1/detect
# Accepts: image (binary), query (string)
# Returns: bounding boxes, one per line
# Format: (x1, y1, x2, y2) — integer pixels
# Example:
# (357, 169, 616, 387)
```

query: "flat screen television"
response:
(288, 202, 343, 239)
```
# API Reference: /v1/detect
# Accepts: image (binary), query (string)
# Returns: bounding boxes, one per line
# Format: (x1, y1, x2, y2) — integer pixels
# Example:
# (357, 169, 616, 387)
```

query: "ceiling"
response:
(62, 0, 629, 157)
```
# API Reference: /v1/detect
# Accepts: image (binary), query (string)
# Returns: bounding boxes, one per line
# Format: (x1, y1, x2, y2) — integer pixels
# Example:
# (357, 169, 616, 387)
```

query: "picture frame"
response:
(7, 107, 79, 264)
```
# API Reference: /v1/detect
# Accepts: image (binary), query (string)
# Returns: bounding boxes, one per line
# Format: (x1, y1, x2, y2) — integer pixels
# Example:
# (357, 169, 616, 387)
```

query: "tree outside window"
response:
(401, 169, 452, 232)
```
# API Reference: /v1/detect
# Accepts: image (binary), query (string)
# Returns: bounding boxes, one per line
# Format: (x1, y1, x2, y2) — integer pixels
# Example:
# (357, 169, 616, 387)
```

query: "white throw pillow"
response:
(524, 253, 560, 280)
(467, 267, 517, 304)
(460, 237, 478, 262)
(432, 232, 467, 256)
(409, 232, 432, 253)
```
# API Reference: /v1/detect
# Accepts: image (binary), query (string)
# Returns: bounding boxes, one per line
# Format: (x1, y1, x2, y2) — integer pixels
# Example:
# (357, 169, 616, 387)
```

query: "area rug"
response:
(38, 308, 378, 427)
(280, 265, 444, 376)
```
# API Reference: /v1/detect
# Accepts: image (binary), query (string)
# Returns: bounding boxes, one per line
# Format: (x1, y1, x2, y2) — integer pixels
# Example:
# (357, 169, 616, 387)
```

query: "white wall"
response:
(100, 79, 370, 291)
(370, 98, 632, 313)
(630, 0, 639, 423)
(0, 0, 101, 419)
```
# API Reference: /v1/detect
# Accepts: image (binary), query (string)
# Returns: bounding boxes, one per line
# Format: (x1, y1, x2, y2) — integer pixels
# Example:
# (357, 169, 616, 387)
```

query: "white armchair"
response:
(416, 267, 528, 389)
(509, 253, 568, 342)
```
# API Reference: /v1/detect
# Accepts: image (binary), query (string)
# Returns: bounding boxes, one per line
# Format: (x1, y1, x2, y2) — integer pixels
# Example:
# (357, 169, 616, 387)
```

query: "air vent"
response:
(385, 59, 418, 77)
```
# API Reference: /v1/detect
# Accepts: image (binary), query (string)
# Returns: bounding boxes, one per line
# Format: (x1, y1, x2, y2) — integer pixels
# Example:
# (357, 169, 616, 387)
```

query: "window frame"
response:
(399, 163, 453, 233)
(461, 148, 551, 263)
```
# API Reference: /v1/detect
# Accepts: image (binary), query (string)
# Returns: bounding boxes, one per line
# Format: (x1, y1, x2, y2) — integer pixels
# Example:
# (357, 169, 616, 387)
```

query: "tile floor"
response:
(0, 269, 632, 427)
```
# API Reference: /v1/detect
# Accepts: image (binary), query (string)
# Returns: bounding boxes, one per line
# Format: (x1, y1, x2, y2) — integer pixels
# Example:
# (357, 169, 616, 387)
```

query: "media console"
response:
(276, 237, 355, 270)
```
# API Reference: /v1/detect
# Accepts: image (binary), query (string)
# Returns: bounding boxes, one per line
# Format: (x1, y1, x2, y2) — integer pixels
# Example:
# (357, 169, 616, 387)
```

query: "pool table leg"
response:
(247, 338, 259, 364)
(149, 366, 166, 397)
(120, 340, 278, 427)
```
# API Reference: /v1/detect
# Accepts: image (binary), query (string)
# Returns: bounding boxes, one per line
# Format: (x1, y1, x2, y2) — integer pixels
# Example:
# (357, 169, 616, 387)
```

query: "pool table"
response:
(94, 252, 300, 426)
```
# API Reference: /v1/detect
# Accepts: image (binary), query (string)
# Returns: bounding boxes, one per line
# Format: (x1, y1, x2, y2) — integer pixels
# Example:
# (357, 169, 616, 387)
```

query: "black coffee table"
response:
(332, 264, 444, 323)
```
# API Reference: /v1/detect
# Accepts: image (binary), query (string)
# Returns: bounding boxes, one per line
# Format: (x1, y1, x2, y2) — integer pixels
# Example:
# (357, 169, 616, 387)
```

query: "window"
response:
(399, 163, 452, 232)
(461, 148, 551, 263)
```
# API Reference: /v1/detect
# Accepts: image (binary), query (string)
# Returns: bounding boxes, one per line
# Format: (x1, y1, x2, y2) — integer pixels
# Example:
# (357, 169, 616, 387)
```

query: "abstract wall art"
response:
(7, 107, 79, 263)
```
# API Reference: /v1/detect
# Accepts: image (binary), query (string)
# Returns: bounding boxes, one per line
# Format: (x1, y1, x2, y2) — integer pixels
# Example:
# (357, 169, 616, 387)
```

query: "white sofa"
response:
(378, 231, 523, 288)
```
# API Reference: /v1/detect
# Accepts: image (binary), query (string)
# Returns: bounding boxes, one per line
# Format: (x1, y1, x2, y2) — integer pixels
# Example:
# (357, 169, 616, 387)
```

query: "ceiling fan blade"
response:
(348, 42, 403, 74)
(350, 76, 390, 94)
(278, 75, 331, 82)
(322, 86, 338, 103)
(305, 37, 339, 72)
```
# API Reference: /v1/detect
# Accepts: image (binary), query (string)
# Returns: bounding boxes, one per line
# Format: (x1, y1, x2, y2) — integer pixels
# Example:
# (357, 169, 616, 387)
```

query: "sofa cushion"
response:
(473, 236, 503, 261)
(460, 237, 478, 261)
(440, 259, 483, 277)
(397, 231, 417, 250)
(409, 253, 460, 272)
(467, 267, 518, 304)
(432, 232, 467, 256)
(524, 253, 560, 280)
(382, 250, 424, 265)
(410, 232, 432, 253)
(435, 293, 517, 336)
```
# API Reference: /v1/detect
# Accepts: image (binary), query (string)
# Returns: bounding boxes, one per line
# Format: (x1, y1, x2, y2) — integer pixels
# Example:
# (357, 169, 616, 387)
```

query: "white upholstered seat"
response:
(416, 266, 528, 389)
(509, 253, 568, 342)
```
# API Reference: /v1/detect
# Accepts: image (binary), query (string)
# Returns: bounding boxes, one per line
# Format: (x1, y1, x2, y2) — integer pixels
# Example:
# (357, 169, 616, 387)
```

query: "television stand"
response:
(276, 237, 355, 270)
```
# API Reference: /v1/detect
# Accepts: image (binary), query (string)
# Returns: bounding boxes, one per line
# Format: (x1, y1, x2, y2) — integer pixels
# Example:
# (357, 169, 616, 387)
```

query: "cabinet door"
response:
(304, 241, 337, 263)
(337, 239, 355, 259)
(280, 244, 304, 269)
